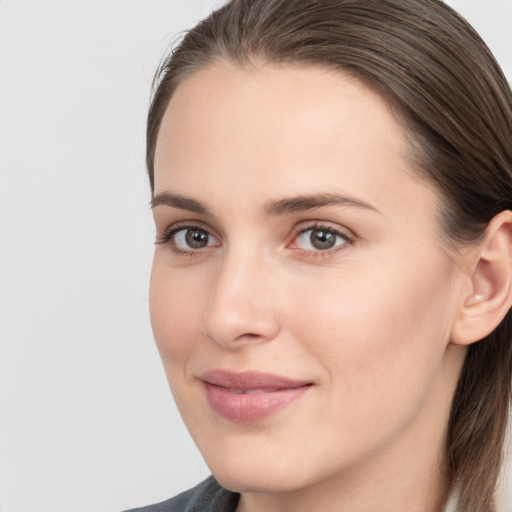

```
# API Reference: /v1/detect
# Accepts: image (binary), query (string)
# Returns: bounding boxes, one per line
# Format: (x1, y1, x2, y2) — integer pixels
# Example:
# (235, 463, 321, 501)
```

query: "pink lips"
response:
(201, 370, 313, 423)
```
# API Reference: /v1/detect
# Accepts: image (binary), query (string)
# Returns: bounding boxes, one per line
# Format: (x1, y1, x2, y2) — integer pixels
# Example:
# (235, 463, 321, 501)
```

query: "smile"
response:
(201, 370, 313, 423)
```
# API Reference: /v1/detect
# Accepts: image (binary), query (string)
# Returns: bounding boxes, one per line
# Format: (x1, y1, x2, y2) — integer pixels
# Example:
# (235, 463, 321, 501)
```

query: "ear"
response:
(451, 210, 512, 346)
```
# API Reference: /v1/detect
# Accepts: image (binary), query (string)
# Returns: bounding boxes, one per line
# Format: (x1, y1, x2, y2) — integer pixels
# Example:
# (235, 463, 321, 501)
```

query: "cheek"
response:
(149, 260, 207, 369)
(291, 249, 457, 416)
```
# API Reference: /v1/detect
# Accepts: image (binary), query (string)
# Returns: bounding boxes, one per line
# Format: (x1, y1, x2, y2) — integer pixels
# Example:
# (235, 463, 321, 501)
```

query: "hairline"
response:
(150, 55, 464, 252)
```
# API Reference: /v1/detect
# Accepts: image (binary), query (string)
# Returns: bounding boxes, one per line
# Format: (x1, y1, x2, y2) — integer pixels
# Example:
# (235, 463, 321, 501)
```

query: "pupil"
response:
(186, 229, 208, 248)
(310, 229, 335, 250)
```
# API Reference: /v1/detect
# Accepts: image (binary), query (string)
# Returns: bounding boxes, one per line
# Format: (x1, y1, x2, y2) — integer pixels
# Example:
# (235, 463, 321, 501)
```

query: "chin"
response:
(213, 468, 305, 495)
(200, 443, 326, 495)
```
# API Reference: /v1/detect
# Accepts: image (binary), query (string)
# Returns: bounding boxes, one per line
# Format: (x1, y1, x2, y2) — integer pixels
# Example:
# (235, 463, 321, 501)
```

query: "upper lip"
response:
(200, 369, 313, 390)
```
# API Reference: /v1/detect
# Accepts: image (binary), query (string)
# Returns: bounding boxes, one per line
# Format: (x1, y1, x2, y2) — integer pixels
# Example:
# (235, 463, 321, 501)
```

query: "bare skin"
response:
(149, 62, 512, 512)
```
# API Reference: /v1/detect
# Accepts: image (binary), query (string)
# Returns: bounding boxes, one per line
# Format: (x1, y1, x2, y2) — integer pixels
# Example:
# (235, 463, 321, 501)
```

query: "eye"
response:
(175, 228, 214, 249)
(157, 225, 220, 254)
(292, 225, 352, 252)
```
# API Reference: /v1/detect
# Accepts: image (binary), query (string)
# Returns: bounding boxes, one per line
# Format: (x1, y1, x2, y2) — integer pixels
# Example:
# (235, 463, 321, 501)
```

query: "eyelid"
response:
(287, 221, 355, 253)
(155, 221, 220, 248)
(155, 219, 355, 257)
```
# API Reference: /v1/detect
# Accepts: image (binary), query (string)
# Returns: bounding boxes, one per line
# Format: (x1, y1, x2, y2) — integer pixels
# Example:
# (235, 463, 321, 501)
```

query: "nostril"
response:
(204, 317, 281, 348)
(235, 333, 262, 341)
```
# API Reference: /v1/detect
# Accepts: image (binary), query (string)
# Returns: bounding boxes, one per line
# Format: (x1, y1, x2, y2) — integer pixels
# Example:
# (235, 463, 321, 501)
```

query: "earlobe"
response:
(451, 210, 512, 346)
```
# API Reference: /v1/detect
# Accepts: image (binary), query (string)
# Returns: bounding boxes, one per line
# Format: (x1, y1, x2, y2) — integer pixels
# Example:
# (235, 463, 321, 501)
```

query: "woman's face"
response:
(150, 62, 467, 496)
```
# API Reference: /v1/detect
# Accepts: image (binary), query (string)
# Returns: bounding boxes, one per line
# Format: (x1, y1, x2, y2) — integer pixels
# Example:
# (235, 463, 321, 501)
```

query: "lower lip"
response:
(204, 383, 311, 423)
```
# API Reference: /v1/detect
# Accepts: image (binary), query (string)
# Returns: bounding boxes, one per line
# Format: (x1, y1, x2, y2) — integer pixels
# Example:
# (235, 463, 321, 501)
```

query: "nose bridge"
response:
(203, 240, 280, 347)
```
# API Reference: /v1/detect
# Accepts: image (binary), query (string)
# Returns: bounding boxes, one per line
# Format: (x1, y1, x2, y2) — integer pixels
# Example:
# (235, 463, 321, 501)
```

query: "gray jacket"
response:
(123, 477, 239, 512)
(124, 476, 461, 512)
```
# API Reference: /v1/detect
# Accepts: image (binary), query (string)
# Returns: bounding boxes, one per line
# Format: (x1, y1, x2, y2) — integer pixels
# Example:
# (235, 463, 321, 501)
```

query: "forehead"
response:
(156, 62, 407, 166)
(153, 61, 438, 223)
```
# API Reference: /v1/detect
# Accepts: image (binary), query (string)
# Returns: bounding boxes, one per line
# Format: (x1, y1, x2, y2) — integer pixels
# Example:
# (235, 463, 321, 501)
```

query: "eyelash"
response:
(293, 222, 354, 257)
(155, 222, 214, 257)
(155, 221, 355, 257)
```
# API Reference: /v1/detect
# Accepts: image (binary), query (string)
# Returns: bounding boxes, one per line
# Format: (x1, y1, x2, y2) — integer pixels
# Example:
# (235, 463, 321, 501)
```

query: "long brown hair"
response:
(146, 1, 512, 510)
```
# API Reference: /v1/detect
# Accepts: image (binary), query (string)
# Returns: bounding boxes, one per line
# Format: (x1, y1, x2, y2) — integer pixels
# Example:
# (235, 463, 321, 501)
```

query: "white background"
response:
(1, 1, 511, 511)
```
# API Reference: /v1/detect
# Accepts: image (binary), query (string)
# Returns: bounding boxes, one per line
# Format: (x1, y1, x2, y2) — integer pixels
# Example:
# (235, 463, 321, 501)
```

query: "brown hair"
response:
(146, 1, 512, 510)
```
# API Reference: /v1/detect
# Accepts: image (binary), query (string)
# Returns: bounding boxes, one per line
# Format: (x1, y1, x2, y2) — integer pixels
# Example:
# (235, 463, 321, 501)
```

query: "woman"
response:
(131, 0, 512, 510)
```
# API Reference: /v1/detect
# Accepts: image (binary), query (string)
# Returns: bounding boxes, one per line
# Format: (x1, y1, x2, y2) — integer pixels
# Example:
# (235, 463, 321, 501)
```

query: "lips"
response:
(201, 370, 313, 423)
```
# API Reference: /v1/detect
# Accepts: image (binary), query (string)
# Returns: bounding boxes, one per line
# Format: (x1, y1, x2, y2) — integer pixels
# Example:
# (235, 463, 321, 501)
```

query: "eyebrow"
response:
(263, 193, 381, 216)
(151, 192, 210, 215)
(151, 191, 381, 216)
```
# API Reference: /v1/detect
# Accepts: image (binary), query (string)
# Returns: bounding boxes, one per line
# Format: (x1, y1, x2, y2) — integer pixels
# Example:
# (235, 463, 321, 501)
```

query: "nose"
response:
(203, 250, 281, 348)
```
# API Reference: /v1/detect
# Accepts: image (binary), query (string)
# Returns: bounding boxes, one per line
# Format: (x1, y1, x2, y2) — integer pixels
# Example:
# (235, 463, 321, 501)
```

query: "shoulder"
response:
(122, 476, 240, 512)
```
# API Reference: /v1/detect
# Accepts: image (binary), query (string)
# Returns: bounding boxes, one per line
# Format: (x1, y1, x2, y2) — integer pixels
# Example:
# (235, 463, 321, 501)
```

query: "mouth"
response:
(221, 387, 285, 394)
(200, 369, 313, 423)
